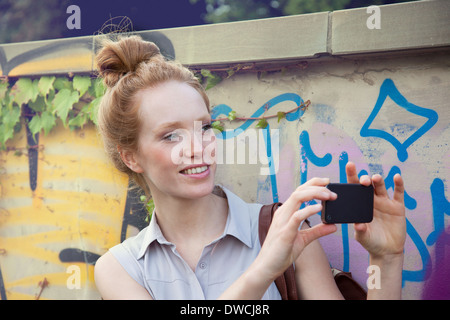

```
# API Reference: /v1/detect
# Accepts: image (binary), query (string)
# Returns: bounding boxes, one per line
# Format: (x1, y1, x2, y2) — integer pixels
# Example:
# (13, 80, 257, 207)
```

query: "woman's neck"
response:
(150, 188, 229, 246)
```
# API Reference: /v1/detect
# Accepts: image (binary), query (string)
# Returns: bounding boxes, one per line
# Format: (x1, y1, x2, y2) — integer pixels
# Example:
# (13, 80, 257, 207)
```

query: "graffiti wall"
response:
(209, 53, 449, 300)
(0, 122, 150, 299)
(0, 1, 449, 300)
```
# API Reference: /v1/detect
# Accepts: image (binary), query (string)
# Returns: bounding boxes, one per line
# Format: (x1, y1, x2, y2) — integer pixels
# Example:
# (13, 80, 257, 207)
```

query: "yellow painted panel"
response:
(0, 123, 130, 300)
(8, 53, 93, 76)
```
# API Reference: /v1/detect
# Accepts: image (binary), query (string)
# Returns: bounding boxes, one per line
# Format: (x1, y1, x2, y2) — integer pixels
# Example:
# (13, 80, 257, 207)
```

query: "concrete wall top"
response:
(331, 0, 450, 55)
(0, 0, 449, 77)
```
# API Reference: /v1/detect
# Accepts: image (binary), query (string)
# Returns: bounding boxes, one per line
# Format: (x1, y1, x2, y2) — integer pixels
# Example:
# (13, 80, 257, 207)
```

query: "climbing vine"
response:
(0, 75, 104, 150)
(1, 67, 310, 221)
(194, 65, 310, 131)
(1, 66, 309, 151)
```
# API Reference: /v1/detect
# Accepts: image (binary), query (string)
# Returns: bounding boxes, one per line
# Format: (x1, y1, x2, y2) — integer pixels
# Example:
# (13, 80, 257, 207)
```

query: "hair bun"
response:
(96, 35, 161, 88)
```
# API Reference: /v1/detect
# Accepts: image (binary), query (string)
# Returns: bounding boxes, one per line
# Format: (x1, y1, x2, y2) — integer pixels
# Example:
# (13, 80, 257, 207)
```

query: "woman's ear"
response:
(118, 146, 144, 173)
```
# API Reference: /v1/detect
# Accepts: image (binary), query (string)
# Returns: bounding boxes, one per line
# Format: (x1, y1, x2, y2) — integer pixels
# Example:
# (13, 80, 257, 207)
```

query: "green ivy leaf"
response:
(89, 78, 105, 98)
(2, 104, 21, 126)
(28, 95, 46, 113)
(40, 111, 57, 135)
(0, 75, 107, 145)
(140, 195, 155, 223)
(28, 111, 56, 141)
(86, 96, 101, 125)
(45, 88, 56, 112)
(211, 120, 224, 132)
(38, 76, 55, 97)
(226, 64, 243, 79)
(0, 94, 12, 117)
(0, 82, 12, 113)
(53, 77, 72, 91)
(201, 69, 222, 90)
(0, 123, 9, 148)
(68, 103, 94, 129)
(0, 79, 8, 101)
(52, 88, 79, 126)
(227, 110, 236, 121)
(277, 111, 285, 123)
(73, 76, 91, 97)
(68, 112, 88, 130)
(0, 105, 21, 145)
(256, 118, 268, 129)
(227, 69, 235, 78)
(10, 78, 39, 106)
(27, 114, 41, 140)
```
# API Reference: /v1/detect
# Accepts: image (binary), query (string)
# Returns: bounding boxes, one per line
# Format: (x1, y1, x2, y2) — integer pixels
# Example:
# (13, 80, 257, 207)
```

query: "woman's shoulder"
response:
(104, 225, 150, 263)
(94, 251, 153, 299)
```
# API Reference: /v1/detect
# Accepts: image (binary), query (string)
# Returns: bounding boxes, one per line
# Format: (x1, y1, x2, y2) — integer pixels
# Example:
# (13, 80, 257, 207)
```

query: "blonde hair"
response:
(95, 35, 209, 195)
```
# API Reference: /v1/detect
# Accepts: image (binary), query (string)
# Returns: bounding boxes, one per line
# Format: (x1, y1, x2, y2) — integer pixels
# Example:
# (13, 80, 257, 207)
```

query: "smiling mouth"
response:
(180, 165, 209, 175)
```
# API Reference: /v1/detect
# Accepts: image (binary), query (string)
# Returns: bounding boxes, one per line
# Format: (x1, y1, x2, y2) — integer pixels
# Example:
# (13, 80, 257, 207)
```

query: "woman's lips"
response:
(179, 165, 210, 179)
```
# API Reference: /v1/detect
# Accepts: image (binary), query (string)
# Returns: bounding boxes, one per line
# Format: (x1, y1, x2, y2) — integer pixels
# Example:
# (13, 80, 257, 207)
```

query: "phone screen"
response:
(322, 183, 374, 224)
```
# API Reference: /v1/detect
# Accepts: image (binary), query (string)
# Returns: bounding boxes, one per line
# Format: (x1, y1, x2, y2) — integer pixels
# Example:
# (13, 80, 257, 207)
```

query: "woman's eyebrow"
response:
(153, 121, 183, 133)
(153, 116, 212, 133)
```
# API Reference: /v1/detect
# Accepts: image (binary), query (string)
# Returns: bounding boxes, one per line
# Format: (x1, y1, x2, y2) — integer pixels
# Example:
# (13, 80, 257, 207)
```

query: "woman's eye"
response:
(202, 124, 212, 132)
(163, 132, 180, 141)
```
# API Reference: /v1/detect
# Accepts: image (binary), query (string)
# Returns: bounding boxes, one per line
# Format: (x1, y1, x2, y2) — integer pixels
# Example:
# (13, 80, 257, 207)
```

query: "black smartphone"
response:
(321, 183, 374, 224)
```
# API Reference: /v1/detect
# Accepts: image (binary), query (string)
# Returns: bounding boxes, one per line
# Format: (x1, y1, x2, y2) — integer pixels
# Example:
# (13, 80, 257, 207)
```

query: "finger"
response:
(293, 203, 323, 224)
(393, 173, 405, 203)
(299, 223, 337, 247)
(300, 177, 330, 188)
(353, 223, 368, 244)
(345, 162, 359, 184)
(359, 175, 372, 187)
(281, 204, 323, 245)
(282, 186, 337, 217)
(354, 222, 367, 232)
(372, 174, 389, 198)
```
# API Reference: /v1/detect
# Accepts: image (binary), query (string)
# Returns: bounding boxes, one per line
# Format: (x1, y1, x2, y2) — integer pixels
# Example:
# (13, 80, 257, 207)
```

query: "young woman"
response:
(94, 35, 406, 300)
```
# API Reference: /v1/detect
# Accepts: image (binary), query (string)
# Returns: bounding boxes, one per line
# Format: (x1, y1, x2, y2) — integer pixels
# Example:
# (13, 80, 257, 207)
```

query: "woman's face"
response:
(128, 80, 216, 200)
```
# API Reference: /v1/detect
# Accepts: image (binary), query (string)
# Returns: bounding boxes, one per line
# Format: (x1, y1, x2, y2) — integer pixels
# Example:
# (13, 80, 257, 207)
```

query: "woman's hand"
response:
(256, 177, 338, 281)
(220, 177, 338, 299)
(345, 162, 406, 258)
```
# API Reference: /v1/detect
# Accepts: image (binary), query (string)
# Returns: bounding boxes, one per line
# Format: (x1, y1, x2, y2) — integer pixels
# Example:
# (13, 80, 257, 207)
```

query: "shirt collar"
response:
(137, 186, 254, 259)
(220, 186, 253, 248)
(137, 212, 169, 259)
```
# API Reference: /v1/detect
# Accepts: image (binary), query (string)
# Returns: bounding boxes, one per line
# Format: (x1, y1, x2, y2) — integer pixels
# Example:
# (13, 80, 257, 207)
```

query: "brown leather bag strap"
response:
(258, 203, 298, 300)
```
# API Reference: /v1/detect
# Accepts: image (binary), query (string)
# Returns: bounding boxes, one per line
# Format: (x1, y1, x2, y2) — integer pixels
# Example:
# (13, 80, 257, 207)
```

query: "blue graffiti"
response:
(211, 93, 305, 139)
(338, 152, 350, 271)
(212, 92, 306, 203)
(211, 79, 446, 289)
(426, 178, 450, 246)
(298, 128, 446, 285)
(299, 130, 332, 183)
(425, 178, 450, 280)
(360, 78, 438, 162)
(261, 125, 278, 202)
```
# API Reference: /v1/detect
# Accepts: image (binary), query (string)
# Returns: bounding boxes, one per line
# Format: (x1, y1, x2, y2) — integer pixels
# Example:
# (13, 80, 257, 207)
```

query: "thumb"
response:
(354, 223, 369, 246)
(354, 223, 368, 232)
(299, 223, 337, 247)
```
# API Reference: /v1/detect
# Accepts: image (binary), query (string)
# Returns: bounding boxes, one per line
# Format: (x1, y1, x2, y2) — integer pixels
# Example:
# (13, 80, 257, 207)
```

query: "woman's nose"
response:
(182, 123, 204, 160)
